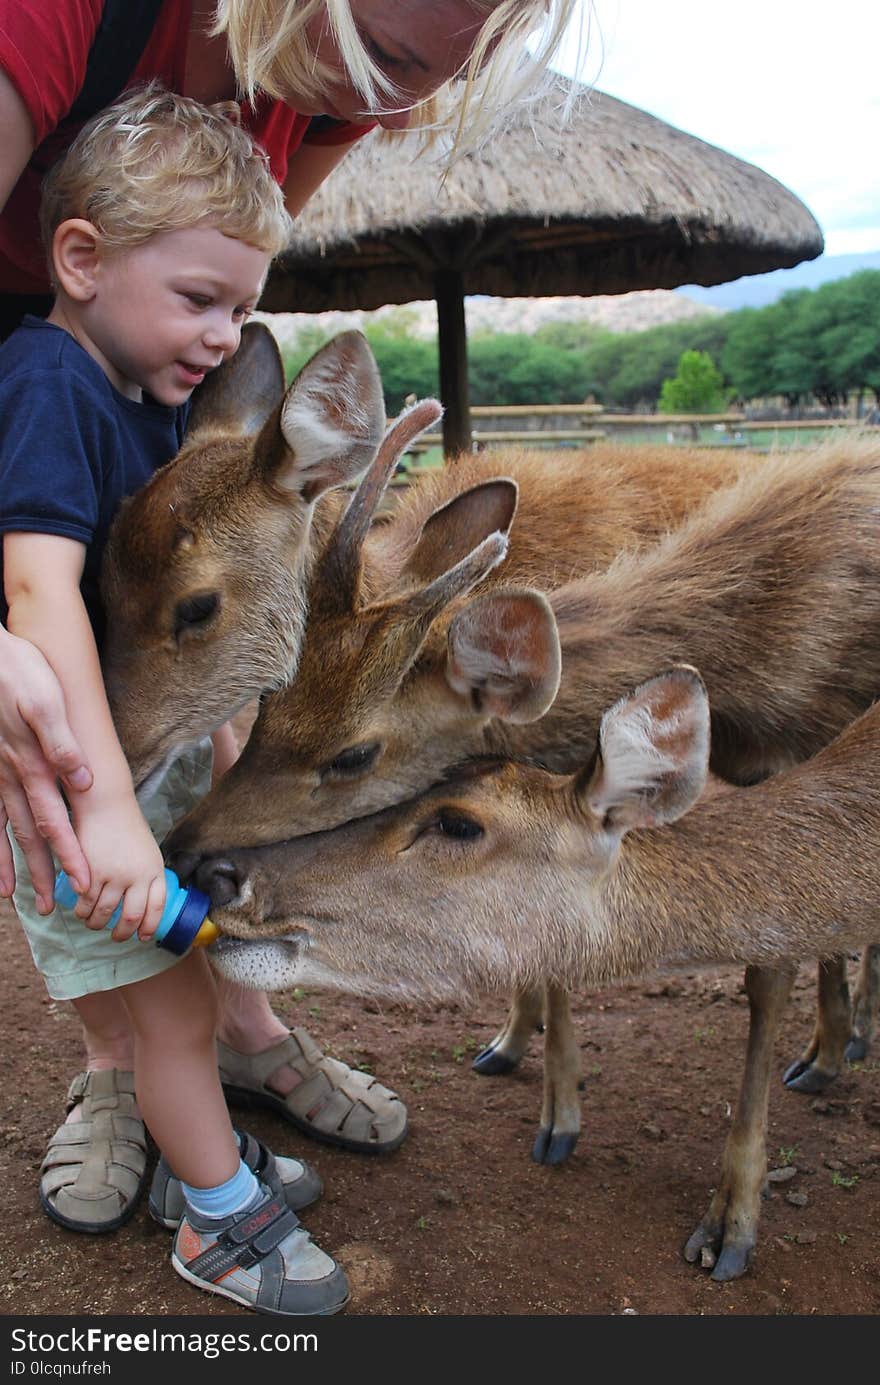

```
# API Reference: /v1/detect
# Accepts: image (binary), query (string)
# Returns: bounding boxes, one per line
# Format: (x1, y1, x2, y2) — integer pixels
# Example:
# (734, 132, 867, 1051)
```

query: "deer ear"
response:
(187, 322, 285, 437)
(446, 589, 561, 724)
(579, 666, 709, 835)
(402, 479, 518, 586)
(266, 331, 385, 501)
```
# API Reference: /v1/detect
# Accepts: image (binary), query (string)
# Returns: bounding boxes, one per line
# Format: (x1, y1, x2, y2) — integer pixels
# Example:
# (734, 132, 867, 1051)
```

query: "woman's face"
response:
(304, 0, 489, 128)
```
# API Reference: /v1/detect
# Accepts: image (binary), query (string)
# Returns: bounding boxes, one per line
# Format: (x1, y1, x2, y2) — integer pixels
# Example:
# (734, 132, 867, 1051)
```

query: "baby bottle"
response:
(54, 867, 219, 955)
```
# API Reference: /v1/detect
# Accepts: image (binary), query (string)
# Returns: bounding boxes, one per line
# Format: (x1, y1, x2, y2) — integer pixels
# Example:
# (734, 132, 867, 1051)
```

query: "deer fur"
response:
(160, 424, 765, 1158)
(100, 322, 762, 1165)
(189, 667, 880, 1282)
(169, 433, 880, 1155)
(100, 323, 394, 790)
(167, 440, 760, 850)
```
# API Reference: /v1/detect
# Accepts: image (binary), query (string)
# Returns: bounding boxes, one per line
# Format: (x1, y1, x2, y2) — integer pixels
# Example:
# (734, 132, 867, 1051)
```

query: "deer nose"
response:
(194, 857, 243, 907)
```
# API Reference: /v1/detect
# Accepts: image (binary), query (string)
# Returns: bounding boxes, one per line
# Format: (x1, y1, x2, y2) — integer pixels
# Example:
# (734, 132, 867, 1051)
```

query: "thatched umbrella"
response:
(261, 78, 823, 454)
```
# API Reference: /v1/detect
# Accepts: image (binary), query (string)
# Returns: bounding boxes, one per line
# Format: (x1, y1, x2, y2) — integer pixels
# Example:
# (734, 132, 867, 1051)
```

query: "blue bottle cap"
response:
(157, 885, 212, 955)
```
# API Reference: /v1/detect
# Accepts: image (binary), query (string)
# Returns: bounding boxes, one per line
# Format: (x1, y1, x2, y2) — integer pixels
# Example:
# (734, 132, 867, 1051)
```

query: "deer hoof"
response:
(531, 1127, 578, 1165)
(844, 1035, 869, 1063)
(781, 1057, 838, 1094)
(711, 1242, 754, 1282)
(471, 1044, 519, 1077)
(683, 1223, 719, 1265)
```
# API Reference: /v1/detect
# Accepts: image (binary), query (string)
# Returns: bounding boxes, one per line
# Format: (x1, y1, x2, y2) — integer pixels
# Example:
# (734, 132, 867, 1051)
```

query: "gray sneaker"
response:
(149, 1129, 322, 1229)
(172, 1186, 350, 1316)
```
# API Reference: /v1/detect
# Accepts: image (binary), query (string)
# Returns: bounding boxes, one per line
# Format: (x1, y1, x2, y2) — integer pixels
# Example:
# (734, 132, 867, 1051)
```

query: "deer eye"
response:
(437, 808, 483, 841)
(174, 592, 220, 638)
(320, 742, 381, 780)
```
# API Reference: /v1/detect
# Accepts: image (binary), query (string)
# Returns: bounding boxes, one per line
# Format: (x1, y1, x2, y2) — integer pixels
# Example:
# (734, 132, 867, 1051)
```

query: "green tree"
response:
(362, 320, 439, 412)
(721, 305, 780, 402)
(589, 316, 728, 408)
(721, 272, 880, 407)
(658, 350, 728, 413)
(468, 332, 593, 405)
(532, 320, 610, 354)
(279, 323, 334, 382)
(813, 271, 880, 405)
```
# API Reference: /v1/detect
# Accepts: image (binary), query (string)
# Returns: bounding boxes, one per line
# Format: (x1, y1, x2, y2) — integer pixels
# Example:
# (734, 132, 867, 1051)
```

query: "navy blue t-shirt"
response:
(0, 317, 188, 647)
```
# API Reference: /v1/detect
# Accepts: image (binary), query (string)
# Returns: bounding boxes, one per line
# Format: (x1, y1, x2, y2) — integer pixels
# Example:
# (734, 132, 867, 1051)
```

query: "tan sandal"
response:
(39, 1070, 148, 1234)
(217, 1029, 408, 1154)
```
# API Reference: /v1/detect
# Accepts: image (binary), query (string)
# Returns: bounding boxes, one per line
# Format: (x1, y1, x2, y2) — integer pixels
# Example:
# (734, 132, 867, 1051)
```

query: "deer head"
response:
(192, 667, 710, 1000)
(166, 467, 563, 860)
(101, 324, 387, 790)
(164, 437, 774, 862)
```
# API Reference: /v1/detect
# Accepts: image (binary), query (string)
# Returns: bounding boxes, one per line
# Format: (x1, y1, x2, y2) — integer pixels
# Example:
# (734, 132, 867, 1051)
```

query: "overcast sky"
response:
(549, 0, 880, 258)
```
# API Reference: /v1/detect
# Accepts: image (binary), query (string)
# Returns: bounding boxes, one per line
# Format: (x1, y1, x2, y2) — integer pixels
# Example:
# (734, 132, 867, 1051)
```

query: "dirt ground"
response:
(0, 897, 877, 1319)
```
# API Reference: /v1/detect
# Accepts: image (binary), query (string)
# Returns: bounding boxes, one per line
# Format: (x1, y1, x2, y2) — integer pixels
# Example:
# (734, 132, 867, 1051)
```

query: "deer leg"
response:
(684, 961, 795, 1281)
(782, 954, 850, 1093)
(846, 943, 880, 1062)
(472, 985, 544, 1076)
(532, 984, 583, 1166)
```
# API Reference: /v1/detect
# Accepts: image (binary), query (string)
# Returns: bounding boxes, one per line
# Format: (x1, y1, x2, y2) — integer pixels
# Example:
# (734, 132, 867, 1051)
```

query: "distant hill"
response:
(258, 287, 717, 350)
(258, 253, 880, 353)
(678, 251, 880, 312)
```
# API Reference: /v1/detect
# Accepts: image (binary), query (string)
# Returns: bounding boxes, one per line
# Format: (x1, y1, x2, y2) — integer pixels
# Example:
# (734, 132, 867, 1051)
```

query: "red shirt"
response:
(0, 0, 371, 293)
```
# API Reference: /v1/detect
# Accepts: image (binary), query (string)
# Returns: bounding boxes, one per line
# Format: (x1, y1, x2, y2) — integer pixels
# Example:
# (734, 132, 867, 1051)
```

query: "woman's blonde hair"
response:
(40, 86, 293, 265)
(216, 1, 587, 156)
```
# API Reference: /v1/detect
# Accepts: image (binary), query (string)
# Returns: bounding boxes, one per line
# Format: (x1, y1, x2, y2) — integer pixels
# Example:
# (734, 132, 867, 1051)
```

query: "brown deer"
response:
(167, 435, 880, 1154)
(180, 666, 880, 1282)
(99, 322, 442, 789)
(101, 331, 768, 1149)
(106, 318, 729, 787)
(157, 430, 774, 1154)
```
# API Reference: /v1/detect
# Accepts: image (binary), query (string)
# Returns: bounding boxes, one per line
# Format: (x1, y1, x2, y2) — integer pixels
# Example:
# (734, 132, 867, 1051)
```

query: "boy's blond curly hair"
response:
(40, 85, 293, 267)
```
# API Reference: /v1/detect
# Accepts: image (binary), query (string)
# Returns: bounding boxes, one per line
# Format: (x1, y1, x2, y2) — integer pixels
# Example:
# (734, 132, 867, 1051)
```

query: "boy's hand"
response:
(72, 799, 166, 942)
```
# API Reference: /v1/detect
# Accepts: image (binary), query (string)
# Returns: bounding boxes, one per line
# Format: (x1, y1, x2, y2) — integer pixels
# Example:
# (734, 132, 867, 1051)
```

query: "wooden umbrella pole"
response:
(435, 266, 471, 458)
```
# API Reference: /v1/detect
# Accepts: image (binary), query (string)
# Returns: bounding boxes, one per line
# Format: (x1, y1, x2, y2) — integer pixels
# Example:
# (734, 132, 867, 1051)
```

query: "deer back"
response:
(500, 433, 880, 781)
(168, 441, 758, 854)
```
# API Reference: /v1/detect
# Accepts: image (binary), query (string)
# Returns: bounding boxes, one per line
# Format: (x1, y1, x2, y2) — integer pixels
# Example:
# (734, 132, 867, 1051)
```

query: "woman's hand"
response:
(0, 627, 92, 909)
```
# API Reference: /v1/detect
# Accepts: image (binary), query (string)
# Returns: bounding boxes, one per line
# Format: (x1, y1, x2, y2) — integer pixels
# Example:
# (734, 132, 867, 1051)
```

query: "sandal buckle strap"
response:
(225, 1196, 298, 1247)
(184, 1197, 300, 1282)
(236, 1129, 270, 1180)
(66, 1072, 91, 1106)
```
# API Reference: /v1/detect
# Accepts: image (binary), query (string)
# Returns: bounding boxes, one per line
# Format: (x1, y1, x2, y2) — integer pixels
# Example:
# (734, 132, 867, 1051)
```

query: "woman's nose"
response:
(374, 107, 413, 131)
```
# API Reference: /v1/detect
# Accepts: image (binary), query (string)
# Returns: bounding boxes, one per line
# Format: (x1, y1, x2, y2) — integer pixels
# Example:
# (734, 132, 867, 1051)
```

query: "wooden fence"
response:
(397, 405, 863, 457)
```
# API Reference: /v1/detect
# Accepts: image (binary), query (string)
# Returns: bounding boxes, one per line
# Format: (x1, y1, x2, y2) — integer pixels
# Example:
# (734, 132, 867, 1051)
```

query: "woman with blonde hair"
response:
(0, 0, 583, 1237)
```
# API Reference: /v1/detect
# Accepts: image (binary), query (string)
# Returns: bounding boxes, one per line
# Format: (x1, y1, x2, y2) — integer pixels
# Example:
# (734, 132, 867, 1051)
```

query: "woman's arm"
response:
(4, 532, 165, 936)
(282, 137, 364, 216)
(0, 67, 94, 905)
(0, 67, 35, 209)
(0, 630, 92, 905)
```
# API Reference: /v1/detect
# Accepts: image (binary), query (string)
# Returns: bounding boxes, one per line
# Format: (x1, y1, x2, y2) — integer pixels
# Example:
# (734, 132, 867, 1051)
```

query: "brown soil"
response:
(1, 898, 877, 1319)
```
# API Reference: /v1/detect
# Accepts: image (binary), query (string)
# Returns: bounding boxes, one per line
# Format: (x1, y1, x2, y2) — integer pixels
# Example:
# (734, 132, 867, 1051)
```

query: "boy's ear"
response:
(51, 218, 102, 301)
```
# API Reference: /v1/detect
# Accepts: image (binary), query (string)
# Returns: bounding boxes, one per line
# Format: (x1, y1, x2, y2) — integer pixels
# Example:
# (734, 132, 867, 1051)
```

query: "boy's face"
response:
(80, 225, 270, 406)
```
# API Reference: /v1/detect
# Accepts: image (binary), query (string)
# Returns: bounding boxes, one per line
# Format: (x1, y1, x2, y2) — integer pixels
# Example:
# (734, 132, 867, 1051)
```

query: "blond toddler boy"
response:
(0, 86, 348, 1316)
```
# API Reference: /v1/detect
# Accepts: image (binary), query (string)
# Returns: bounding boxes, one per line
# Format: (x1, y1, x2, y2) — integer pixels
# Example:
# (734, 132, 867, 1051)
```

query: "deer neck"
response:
(490, 444, 880, 776)
(598, 761, 877, 981)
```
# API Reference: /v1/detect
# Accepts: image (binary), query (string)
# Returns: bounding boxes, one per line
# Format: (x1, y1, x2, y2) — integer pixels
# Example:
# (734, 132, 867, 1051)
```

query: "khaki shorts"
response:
(11, 741, 213, 1001)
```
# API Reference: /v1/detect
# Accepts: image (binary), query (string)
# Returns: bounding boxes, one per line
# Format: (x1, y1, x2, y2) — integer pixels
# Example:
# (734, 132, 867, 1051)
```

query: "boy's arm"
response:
(3, 532, 166, 938)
